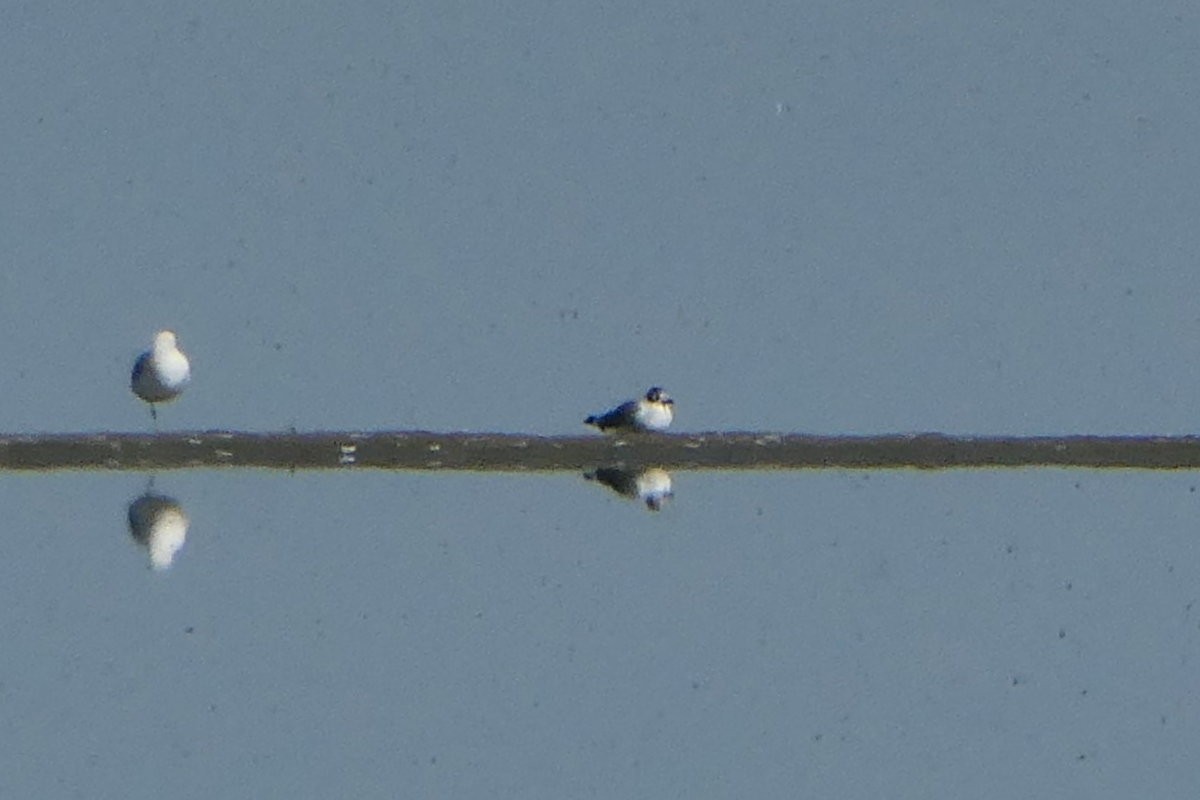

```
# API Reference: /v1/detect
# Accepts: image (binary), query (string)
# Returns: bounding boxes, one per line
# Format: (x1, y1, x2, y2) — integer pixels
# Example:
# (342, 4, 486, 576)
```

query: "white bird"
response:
(131, 330, 191, 420)
(584, 387, 674, 433)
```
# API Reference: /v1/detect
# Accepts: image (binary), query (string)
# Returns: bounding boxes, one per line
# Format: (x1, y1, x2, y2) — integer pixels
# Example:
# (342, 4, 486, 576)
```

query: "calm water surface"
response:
(1, 469, 1195, 797)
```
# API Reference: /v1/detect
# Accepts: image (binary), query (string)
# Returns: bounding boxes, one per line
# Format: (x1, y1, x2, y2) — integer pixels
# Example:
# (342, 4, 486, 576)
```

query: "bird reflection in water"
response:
(127, 491, 189, 570)
(584, 466, 674, 511)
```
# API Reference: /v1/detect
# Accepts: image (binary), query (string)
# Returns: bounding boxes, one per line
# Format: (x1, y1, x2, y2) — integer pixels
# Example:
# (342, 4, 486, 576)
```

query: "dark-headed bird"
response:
(584, 387, 674, 433)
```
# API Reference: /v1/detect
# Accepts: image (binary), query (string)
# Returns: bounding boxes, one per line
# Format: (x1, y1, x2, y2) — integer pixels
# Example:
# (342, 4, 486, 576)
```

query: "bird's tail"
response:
(584, 416, 598, 426)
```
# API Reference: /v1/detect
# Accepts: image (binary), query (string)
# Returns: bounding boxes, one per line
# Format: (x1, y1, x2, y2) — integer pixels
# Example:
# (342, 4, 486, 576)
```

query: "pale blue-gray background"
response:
(2, 2, 1199, 797)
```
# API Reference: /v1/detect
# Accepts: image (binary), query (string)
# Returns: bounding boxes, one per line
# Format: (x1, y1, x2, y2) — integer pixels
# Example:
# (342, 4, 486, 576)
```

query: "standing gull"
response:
(131, 330, 191, 420)
(584, 387, 675, 433)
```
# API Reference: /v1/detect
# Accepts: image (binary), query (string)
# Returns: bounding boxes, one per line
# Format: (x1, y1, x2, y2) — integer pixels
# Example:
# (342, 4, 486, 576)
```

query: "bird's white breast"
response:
(634, 400, 673, 431)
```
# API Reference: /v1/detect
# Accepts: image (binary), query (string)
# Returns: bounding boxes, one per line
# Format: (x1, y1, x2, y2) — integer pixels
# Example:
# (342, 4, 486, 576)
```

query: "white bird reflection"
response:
(584, 466, 674, 511)
(127, 492, 189, 570)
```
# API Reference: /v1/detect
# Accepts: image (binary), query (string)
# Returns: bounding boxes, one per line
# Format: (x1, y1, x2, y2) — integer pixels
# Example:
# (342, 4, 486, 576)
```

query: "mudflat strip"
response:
(3, 432, 1200, 471)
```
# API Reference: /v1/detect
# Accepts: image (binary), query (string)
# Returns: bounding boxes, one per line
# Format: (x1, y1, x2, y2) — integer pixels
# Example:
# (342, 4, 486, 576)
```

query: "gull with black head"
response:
(584, 387, 675, 433)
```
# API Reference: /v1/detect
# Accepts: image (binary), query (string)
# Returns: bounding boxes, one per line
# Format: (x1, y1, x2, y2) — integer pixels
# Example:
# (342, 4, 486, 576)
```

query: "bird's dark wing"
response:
(585, 400, 637, 430)
(131, 352, 150, 386)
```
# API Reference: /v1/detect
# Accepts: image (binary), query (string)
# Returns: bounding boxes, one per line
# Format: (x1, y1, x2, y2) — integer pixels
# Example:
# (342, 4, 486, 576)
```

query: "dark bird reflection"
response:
(584, 466, 674, 511)
(127, 491, 189, 570)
